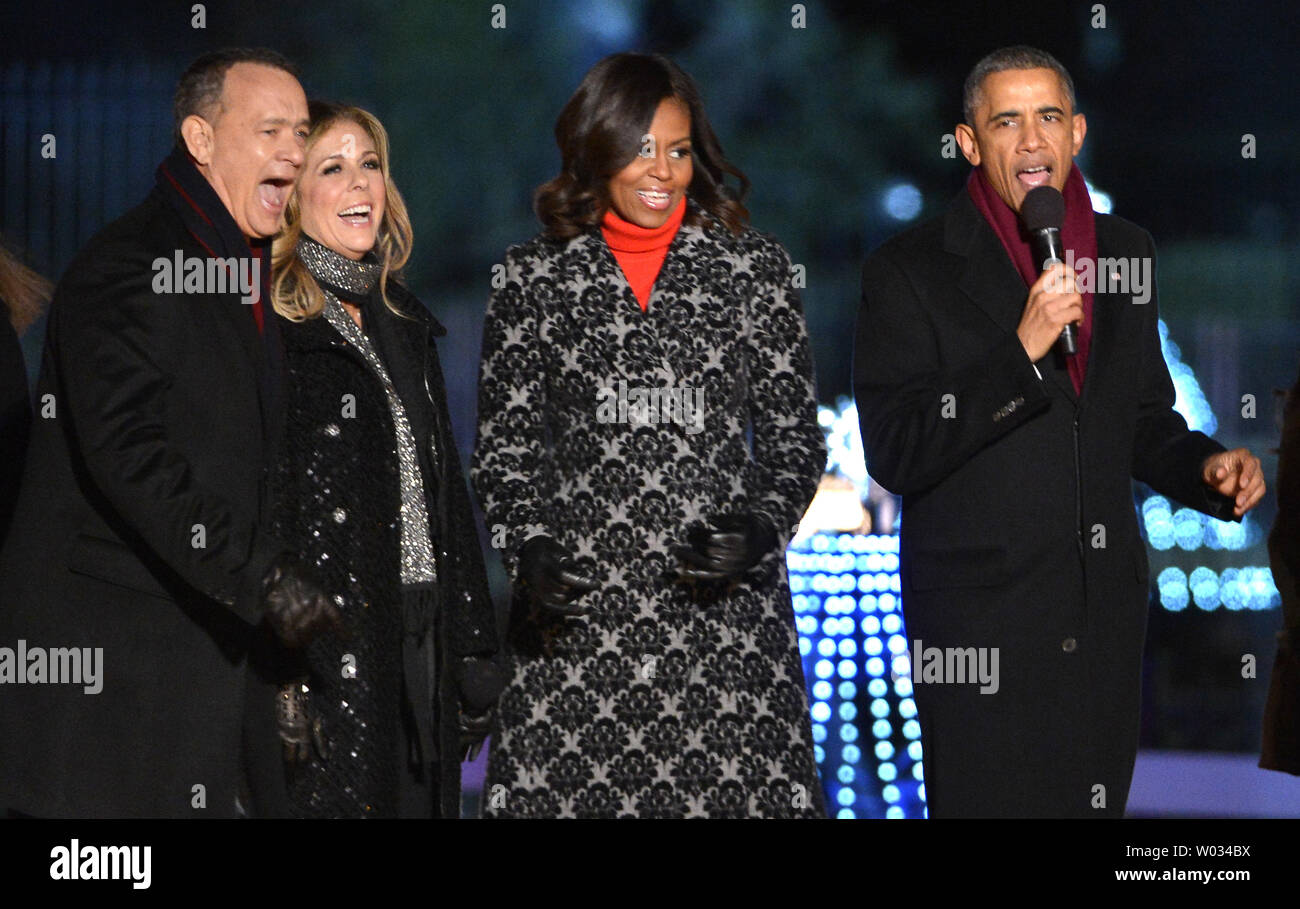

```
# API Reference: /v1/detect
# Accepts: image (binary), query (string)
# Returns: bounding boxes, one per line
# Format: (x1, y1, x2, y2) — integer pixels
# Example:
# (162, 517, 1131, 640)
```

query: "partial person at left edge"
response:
(0, 47, 342, 818)
(0, 241, 51, 551)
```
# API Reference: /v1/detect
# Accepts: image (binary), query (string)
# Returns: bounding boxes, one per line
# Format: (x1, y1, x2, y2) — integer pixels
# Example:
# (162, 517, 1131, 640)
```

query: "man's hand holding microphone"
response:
(1017, 261, 1084, 363)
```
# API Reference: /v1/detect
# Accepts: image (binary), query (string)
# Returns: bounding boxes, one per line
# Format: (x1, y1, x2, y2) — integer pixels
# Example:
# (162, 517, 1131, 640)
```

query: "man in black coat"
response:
(1260, 364, 1300, 774)
(0, 49, 338, 817)
(854, 46, 1265, 817)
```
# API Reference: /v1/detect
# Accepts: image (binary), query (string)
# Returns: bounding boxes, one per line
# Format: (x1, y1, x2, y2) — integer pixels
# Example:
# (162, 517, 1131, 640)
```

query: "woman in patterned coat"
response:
(472, 53, 826, 818)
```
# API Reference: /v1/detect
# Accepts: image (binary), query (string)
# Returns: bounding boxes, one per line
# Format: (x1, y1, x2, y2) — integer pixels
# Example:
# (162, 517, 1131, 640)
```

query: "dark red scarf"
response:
(156, 146, 270, 334)
(966, 162, 1096, 393)
(154, 146, 284, 454)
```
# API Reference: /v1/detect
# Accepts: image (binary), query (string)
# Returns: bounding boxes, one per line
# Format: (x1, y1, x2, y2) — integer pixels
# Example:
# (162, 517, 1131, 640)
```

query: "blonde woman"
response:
(262, 101, 499, 818)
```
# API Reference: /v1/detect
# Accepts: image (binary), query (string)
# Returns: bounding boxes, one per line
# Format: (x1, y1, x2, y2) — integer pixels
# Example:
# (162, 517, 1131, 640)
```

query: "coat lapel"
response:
(565, 227, 683, 387)
(151, 164, 267, 377)
(366, 289, 441, 451)
(164, 221, 265, 373)
(946, 191, 1078, 403)
(948, 191, 1025, 337)
(643, 222, 715, 384)
(1077, 221, 1126, 413)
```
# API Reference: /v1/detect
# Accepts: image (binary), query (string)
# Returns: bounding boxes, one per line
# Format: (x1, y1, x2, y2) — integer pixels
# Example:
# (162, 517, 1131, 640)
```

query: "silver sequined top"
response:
(298, 236, 437, 586)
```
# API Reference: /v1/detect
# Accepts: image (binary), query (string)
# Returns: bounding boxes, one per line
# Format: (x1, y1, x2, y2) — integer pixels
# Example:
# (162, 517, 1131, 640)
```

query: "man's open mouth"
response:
(1017, 165, 1051, 190)
(257, 178, 292, 212)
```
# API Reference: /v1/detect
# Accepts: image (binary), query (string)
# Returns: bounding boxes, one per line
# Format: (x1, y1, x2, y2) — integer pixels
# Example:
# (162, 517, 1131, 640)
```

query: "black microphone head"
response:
(1020, 185, 1065, 233)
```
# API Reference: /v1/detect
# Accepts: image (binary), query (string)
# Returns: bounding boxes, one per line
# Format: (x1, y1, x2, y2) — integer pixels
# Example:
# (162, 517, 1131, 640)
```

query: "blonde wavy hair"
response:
(272, 101, 413, 321)
(0, 242, 52, 336)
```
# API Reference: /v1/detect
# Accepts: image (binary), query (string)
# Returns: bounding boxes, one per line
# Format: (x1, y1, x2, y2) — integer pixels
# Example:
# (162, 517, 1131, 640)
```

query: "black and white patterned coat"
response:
(472, 203, 826, 817)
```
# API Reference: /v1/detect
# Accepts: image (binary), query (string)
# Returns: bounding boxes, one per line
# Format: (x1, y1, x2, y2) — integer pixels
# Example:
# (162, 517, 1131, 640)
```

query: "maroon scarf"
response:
(157, 146, 270, 334)
(966, 162, 1096, 393)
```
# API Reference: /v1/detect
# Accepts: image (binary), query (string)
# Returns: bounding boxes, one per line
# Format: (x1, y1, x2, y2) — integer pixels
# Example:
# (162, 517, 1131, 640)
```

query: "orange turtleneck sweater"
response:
(600, 196, 686, 310)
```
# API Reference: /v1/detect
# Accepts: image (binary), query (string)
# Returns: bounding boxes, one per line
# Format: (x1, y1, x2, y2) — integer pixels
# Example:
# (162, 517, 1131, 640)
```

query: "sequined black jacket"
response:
(261, 281, 499, 817)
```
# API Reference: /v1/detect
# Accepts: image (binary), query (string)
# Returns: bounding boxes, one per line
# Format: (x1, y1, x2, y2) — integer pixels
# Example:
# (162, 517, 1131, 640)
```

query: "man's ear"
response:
(1071, 112, 1087, 157)
(181, 115, 214, 165)
(955, 123, 981, 166)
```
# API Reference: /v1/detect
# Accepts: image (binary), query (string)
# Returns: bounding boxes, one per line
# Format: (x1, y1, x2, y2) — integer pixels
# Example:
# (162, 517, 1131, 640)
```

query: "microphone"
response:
(1020, 185, 1076, 356)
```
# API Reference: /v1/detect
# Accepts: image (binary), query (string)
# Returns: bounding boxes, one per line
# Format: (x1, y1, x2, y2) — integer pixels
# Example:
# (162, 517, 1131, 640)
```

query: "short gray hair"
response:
(962, 46, 1077, 125)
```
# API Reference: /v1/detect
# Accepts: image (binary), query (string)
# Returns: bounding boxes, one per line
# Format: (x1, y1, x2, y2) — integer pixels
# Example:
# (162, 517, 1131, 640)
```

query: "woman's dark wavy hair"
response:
(535, 53, 750, 239)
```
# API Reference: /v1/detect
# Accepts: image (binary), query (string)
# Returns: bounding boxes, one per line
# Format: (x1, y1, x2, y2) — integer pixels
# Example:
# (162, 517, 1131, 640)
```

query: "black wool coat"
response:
(0, 186, 286, 817)
(253, 284, 499, 818)
(854, 189, 1237, 818)
(1260, 364, 1300, 775)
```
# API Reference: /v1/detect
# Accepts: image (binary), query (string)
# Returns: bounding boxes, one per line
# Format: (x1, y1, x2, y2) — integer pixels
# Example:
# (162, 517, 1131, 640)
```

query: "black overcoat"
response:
(0, 185, 285, 817)
(854, 189, 1237, 817)
(1260, 364, 1300, 774)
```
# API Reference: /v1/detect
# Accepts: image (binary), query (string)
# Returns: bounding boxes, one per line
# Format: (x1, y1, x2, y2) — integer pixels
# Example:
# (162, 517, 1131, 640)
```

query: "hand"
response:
(262, 554, 343, 648)
(518, 536, 600, 617)
(455, 655, 505, 762)
(1016, 263, 1084, 362)
(674, 512, 778, 582)
(277, 679, 329, 768)
(1201, 447, 1266, 517)
(458, 705, 494, 762)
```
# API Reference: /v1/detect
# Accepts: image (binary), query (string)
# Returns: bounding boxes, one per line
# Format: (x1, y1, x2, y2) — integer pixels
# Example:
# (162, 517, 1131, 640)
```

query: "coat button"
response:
(1062, 637, 1078, 653)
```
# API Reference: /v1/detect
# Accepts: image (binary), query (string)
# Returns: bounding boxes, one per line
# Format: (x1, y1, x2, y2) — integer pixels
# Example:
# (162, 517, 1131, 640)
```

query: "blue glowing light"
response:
(1158, 566, 1189, 611)
(1173, 508, 1206, 550)
(882, 182, 924, 221)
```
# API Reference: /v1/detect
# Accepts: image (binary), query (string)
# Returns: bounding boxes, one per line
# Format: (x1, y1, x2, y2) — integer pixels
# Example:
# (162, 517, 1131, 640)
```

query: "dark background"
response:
(3, 0, 1296, 763)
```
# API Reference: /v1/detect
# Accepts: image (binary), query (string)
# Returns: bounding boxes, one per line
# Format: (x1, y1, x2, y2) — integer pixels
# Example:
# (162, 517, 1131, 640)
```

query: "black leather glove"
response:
(458, 706, 494, 762)
(262, 553, 343, 648)
(456, 655, 506, 762)
(276, 679, 329, 769)
(674, 512, 778, 582)
(518, 535, 600, 617)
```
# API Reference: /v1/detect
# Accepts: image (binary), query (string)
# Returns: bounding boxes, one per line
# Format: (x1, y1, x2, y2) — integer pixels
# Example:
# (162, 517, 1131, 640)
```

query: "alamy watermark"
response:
(0, 640, 103, 694)
(152, 251, 261, 305)
(596, 379, 705, 435)
(1054, 251, 1153, 305)
(907, 638, 999, 694)
(50, 839, 150, 889)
